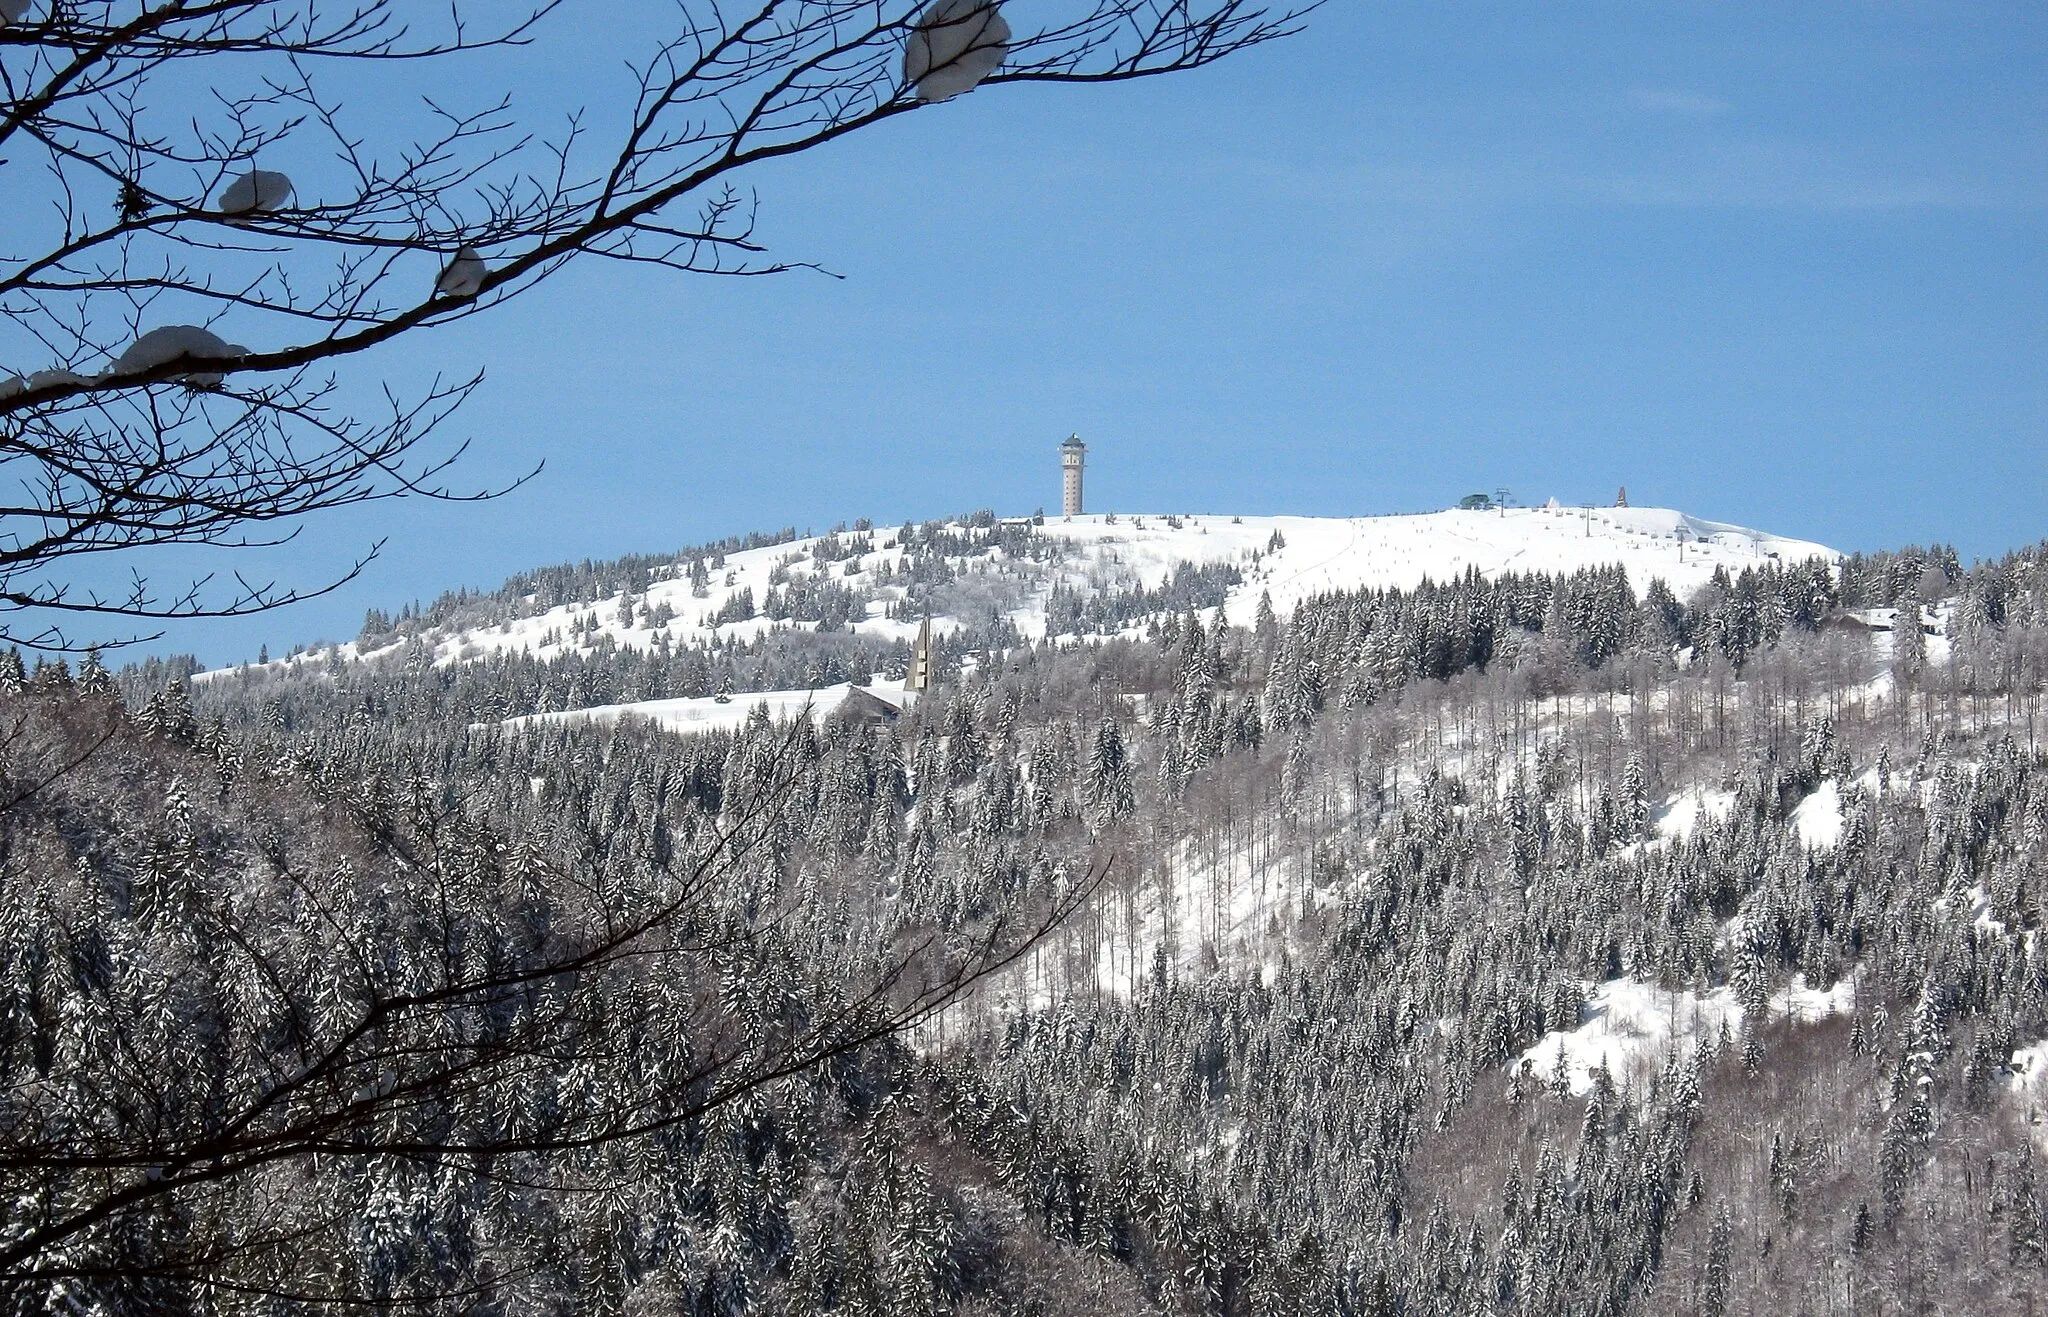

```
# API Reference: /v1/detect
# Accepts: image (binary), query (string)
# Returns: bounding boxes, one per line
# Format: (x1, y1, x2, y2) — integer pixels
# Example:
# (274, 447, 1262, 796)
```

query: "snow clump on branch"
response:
(215, 169, 296, 223)
(435, 247, 487, 299)
(904, 0, 1011, 103)
(108, 326, 248, 388)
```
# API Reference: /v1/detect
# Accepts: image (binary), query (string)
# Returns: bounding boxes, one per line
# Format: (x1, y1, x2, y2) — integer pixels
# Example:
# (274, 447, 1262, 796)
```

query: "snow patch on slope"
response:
(1790, 780, 1845, 850)
(1517, 973, 1857, 1097)
(501, 684, 862, 737)
(1654, 787, 1736, 841)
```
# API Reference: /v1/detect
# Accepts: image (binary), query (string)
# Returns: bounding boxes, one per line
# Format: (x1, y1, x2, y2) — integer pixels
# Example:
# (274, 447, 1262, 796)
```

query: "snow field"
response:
(1653, 787, 1737, 842)
(1789, 779, 1845, 849)
(1037, 507, 1834, 632)
(498, 680, 900, 737)
(1515, 973, 1858, 1097)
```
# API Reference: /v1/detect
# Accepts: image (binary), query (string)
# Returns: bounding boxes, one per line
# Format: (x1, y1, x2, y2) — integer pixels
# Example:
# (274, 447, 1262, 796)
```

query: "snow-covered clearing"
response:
(1516, 973, 1857, 1097)
(1789, 779, 1845, 850)
(1639, 778, 1840, 853)
(499, 683, 882, 737)
(1654, 787, 1737, 841)
(985, 830, 1301, 1017)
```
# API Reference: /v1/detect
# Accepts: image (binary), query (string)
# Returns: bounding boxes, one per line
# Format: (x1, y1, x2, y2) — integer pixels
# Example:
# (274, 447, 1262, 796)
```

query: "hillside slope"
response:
(132, 524, 2048, 1314)
(204, 505, 1834, 686)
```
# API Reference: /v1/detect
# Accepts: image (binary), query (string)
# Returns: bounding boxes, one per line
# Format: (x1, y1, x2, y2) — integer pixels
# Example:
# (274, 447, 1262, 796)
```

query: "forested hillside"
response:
(10, 516, 2048, 1313)
(164, 506, 1836, 730)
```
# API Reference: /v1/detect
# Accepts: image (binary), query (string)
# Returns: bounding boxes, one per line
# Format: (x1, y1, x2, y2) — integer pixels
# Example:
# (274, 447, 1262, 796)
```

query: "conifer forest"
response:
(8, 515, 2048, 1314)
(7, 0, 2039, 1308)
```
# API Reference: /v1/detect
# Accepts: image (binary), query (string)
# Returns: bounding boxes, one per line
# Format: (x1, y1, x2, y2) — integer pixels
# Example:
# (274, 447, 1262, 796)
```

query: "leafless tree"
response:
(0, 0, 1307, 649)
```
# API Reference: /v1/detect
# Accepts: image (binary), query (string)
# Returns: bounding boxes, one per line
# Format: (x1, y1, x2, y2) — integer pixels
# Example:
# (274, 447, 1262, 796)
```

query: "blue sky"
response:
(86, 1, 2047, 665)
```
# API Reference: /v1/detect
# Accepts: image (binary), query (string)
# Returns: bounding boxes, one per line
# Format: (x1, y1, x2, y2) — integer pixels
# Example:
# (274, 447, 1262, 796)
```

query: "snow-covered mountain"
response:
(196, 502, 1835, 735)
(233, 505, 1833, 675)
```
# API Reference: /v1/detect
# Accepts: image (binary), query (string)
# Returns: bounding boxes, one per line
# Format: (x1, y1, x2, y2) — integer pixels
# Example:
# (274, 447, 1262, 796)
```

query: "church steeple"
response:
(904, 615, 934, 693)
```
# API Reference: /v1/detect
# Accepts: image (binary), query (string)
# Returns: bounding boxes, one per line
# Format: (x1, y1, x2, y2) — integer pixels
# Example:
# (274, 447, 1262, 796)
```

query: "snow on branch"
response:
(0, 0, 1306, 648)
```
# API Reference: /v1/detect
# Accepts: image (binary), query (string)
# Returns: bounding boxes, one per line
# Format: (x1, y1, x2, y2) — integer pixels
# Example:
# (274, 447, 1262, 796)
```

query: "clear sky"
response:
(87, 1, 2048, 666)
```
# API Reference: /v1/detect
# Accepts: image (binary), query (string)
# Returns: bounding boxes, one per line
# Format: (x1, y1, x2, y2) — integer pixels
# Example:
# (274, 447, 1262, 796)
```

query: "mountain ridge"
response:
(199, 504, 1837, 684)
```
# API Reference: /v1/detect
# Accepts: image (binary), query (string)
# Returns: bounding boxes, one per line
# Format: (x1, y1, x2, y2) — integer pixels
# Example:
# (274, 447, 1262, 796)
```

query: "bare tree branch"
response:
(0, 683, 1112, 1298)
(2, 0, 1308, 648)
